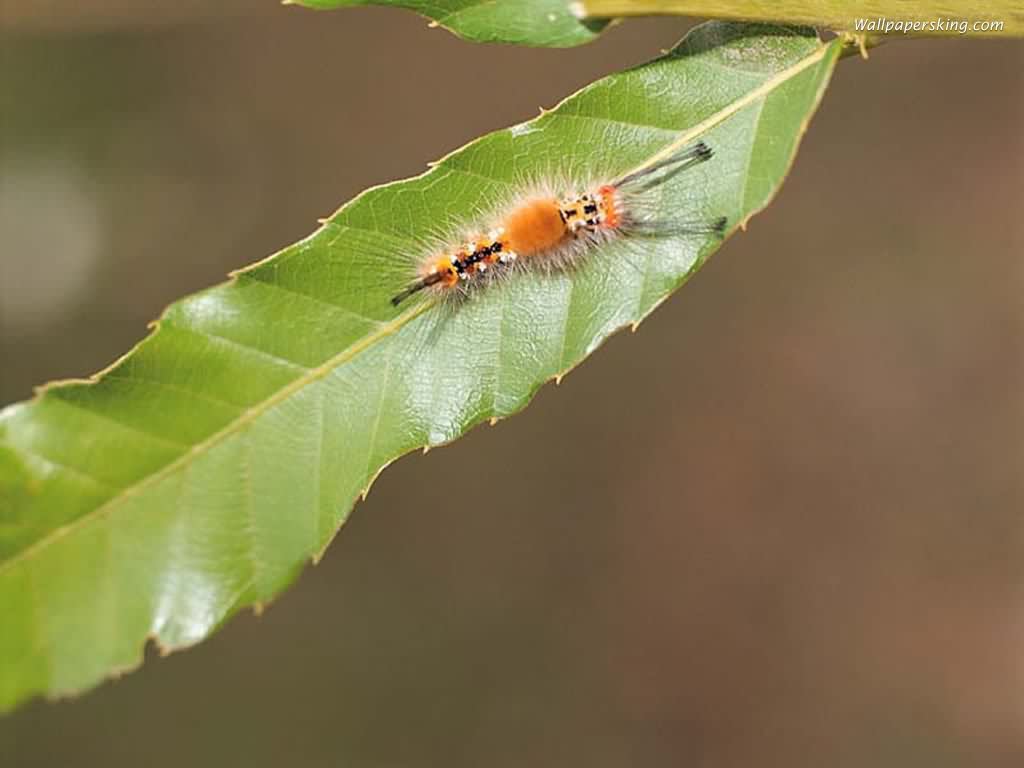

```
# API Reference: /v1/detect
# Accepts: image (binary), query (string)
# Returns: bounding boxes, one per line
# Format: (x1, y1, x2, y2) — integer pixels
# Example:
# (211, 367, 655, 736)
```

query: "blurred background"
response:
(1, 4, 1022, 767)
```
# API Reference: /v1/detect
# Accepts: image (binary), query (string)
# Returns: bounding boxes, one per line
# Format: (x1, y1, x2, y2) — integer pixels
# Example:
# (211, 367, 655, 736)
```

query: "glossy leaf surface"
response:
(295, 0, 609, 47)
(0, 22, 841, 712)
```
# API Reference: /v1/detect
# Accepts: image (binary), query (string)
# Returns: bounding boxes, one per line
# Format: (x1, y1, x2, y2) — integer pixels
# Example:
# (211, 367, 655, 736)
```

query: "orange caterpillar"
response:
(391, 141, 725, 306)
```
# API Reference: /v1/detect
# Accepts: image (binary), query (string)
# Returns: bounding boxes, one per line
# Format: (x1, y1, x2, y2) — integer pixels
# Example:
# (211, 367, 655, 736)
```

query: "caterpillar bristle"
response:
(390, 140, 725, 307)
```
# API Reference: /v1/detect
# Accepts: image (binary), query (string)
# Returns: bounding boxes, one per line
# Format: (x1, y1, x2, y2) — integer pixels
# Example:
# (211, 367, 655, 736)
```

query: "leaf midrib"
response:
(0, 39, 830, 578)
(0, 298, 437, 576)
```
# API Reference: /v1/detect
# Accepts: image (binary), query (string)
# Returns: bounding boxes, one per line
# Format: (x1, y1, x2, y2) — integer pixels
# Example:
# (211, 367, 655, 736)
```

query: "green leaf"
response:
(579, 0, 1024, 38)
(293, 0, 610, 47)
(0, 22, 841, 712)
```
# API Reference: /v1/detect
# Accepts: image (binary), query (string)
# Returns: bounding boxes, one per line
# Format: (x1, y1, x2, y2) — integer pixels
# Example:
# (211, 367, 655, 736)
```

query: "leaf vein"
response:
(0, 300, 436, 576)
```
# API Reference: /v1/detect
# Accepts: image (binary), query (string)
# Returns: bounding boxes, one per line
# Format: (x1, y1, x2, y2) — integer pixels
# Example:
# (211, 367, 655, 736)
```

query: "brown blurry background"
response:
(1, 4, 1023, 767)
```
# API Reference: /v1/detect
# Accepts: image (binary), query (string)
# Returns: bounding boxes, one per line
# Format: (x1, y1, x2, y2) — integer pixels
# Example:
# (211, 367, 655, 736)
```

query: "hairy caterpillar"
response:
(390, 140, 726, 307)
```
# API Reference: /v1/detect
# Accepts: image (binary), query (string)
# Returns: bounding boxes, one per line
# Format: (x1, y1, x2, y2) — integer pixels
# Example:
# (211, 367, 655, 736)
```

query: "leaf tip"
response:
(252, 602, 265, 617)
(488, 416, 499, 427)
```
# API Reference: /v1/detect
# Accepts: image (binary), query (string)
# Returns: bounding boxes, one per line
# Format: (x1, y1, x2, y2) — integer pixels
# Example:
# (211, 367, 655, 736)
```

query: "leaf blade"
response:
(294, 0, 610, 47)
(0, 22, 841, 712)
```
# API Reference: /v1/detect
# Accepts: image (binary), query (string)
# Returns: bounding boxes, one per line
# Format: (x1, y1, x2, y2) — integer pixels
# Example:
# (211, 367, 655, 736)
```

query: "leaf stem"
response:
(574, 0, 1022, 38)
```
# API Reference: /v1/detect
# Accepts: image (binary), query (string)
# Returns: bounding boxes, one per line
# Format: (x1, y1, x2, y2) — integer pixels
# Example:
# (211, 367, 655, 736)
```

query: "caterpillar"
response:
(390, 140, 726, 307)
